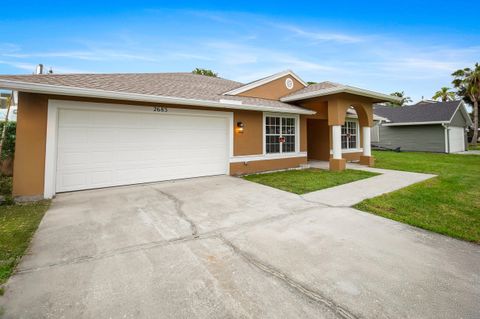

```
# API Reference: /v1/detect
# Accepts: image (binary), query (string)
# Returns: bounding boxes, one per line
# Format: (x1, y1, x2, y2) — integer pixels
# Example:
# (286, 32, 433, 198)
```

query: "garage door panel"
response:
(55, 108, 230, 192)
(58, 128, 89, 145)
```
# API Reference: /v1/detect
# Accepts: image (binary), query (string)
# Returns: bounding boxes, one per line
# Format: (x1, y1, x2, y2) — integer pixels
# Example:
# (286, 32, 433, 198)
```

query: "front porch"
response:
(281, 82, 399, 171)
(300, 93, 376, 171)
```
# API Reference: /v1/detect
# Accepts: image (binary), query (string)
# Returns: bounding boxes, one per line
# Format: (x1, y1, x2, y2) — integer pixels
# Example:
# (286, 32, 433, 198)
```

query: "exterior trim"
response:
(43, 99, 234, 199)
(382, 121, 447, 127)
(329, 148, 363, 154)
(223, 70, 307, 96)
(230, 152, 307, 163)
(43, 102, 59, 199)
(281, 85, 401, 103)
(0, 79, 316, 115)
(443, 124, 449, 153)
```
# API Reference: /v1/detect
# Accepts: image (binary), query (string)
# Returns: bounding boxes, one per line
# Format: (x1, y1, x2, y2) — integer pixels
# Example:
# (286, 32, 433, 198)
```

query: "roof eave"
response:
(281, 86, 402, 104)
(0, 79, 316, 115)
(382, 121, 448, 127)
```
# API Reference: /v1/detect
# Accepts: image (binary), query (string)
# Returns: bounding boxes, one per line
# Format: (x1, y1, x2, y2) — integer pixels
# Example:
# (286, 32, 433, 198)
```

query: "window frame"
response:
(341, 119, 360, 151)
(263, 113, 300, 155)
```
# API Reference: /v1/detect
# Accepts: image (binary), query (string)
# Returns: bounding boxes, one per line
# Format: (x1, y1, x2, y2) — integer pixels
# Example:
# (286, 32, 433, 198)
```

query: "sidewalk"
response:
(304, 161, 436, 206)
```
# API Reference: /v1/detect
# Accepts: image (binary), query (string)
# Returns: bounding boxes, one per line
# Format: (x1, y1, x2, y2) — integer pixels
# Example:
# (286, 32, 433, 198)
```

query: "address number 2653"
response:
(153, 106, 168, 112)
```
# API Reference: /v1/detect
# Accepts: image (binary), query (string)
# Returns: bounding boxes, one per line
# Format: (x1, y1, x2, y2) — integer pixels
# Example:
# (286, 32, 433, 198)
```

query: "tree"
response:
(432, 87, 456, 102)
(452, 63, 480, 145)
(192, 68, 218, 77)
(307, 81, 317, 85)
(388, 91, 412, 107)
(0, 93, 13, 159)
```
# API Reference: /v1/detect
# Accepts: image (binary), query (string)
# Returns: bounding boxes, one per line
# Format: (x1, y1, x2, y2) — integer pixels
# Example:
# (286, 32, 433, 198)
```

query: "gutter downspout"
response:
(442, 123, 449, 153)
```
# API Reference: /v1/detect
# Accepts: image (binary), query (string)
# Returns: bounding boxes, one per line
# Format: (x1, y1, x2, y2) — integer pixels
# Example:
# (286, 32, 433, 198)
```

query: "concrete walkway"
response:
(455, 150, 480, 155)
(305, 161, 436, 206)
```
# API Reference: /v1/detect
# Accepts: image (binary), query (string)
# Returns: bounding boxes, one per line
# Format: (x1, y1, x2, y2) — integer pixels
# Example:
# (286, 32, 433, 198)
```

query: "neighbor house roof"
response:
(0, 73, 316, 115)
(374, 100, 472, 126)
(280, 81, 401, 103)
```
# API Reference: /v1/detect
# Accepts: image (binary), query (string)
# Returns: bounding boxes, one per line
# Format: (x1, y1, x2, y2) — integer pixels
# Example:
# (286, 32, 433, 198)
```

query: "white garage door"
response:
(449, 126, 465, 153)
(55, 105, 230, 192)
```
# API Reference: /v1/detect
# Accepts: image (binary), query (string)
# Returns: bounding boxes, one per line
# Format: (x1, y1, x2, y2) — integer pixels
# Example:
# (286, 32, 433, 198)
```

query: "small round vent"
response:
(285, 78, 294, 90)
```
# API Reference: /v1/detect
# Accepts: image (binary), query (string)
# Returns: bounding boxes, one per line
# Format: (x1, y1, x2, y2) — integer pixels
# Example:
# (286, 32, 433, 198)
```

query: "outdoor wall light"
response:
(236, 121, 245, 133)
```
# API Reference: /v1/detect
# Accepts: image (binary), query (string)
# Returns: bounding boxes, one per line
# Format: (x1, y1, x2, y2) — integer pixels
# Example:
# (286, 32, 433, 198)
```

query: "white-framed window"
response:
(341, 120, 359, 150)
(265, 115, 297, 154)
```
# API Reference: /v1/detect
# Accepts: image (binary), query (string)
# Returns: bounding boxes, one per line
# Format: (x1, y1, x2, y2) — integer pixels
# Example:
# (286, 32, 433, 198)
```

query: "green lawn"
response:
(469, 145, 480, 151)
(243, 168, 378, 195)
(0, 175, 50, 286)
(355, 151, 480, 243)
(0, 202, 50, 285)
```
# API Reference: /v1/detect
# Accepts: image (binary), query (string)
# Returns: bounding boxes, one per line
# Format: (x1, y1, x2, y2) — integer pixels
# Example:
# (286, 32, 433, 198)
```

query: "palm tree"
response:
(388, 91, 412, 107)
(452, 63, 480, 145)
(432, 87, 456, 102)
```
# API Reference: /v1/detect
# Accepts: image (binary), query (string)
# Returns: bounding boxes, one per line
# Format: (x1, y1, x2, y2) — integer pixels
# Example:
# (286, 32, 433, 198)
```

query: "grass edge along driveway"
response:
(243, 168, 378, 195)
(0, 200, 50, 287)
(355, 151, 480, 243)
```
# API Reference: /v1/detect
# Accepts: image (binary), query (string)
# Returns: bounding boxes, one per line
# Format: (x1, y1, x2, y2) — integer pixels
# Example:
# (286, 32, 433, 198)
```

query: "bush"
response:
(0, 121, 16, 160)
(0, 175, 13, 204)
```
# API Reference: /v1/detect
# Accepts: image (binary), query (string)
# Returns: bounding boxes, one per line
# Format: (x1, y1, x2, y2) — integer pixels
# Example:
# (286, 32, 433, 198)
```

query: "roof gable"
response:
(223, 70, 307, 99)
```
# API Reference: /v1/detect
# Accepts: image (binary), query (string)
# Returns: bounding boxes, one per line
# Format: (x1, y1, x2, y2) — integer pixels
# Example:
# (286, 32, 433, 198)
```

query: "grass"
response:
(0, 175, 50, 286)
(243, 168, 378, 195)
(468, 145, 480, 151)
(355, 151, 480, 243)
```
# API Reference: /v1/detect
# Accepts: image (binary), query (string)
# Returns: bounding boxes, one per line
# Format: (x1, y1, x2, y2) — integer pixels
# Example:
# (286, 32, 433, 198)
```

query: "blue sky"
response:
(1, 1, 479, 101)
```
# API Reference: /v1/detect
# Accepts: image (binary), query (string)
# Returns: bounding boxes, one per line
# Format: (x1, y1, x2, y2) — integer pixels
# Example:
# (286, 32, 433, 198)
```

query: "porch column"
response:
(363, 127, 371, 156)
(329, 125, 346, 171)
(360, 126, 375, 166)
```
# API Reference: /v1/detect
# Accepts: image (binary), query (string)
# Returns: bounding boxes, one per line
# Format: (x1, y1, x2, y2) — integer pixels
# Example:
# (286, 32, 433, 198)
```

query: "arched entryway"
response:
(302, 95, 376, 171)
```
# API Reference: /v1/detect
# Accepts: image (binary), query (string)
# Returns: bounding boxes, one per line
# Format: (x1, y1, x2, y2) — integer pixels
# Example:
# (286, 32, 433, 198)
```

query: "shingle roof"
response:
(283, 81, 341, 98)
(0, 73, 312, 113)
(373, 101, 462, 124)
(280, 81, 399, 103)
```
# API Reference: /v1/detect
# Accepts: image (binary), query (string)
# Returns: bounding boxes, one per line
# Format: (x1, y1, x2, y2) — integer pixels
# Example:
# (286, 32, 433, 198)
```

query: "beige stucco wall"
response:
(12, 93, 48, 198)
(237, 75, 305, 100)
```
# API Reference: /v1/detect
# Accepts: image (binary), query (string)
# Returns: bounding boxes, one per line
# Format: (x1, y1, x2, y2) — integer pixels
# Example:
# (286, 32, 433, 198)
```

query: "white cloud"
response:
(0, 60, 91, 74)
(0, 60, 37, 72)
(273, 24, 366, 43)
(2, 50, 158, 62)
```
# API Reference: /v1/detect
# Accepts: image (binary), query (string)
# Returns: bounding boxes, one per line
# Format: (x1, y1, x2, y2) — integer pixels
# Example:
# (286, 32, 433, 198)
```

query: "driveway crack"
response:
(152, 187, 199, 237)
(218, 235, 359, 319)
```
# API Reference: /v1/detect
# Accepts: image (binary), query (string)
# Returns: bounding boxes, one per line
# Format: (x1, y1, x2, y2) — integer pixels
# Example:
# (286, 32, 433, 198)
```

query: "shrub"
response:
(0, 121, 16, 160)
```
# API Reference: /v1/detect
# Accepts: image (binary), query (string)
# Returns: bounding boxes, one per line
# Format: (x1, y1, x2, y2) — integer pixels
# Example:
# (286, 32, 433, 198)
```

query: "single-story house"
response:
(373, 100, 472, 153)
(0, 70, 399, 200)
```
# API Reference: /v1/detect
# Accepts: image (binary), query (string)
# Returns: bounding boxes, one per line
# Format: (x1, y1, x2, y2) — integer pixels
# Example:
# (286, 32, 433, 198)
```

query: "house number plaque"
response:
(153, 106, 168, 112)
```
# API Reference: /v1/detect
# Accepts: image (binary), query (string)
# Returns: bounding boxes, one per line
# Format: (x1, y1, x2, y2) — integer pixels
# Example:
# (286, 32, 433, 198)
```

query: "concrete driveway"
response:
(1, 175, 479, 318)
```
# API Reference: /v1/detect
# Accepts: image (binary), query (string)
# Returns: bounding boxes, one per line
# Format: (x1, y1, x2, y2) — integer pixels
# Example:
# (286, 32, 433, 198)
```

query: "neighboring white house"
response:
(0, 91, 18, 121)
